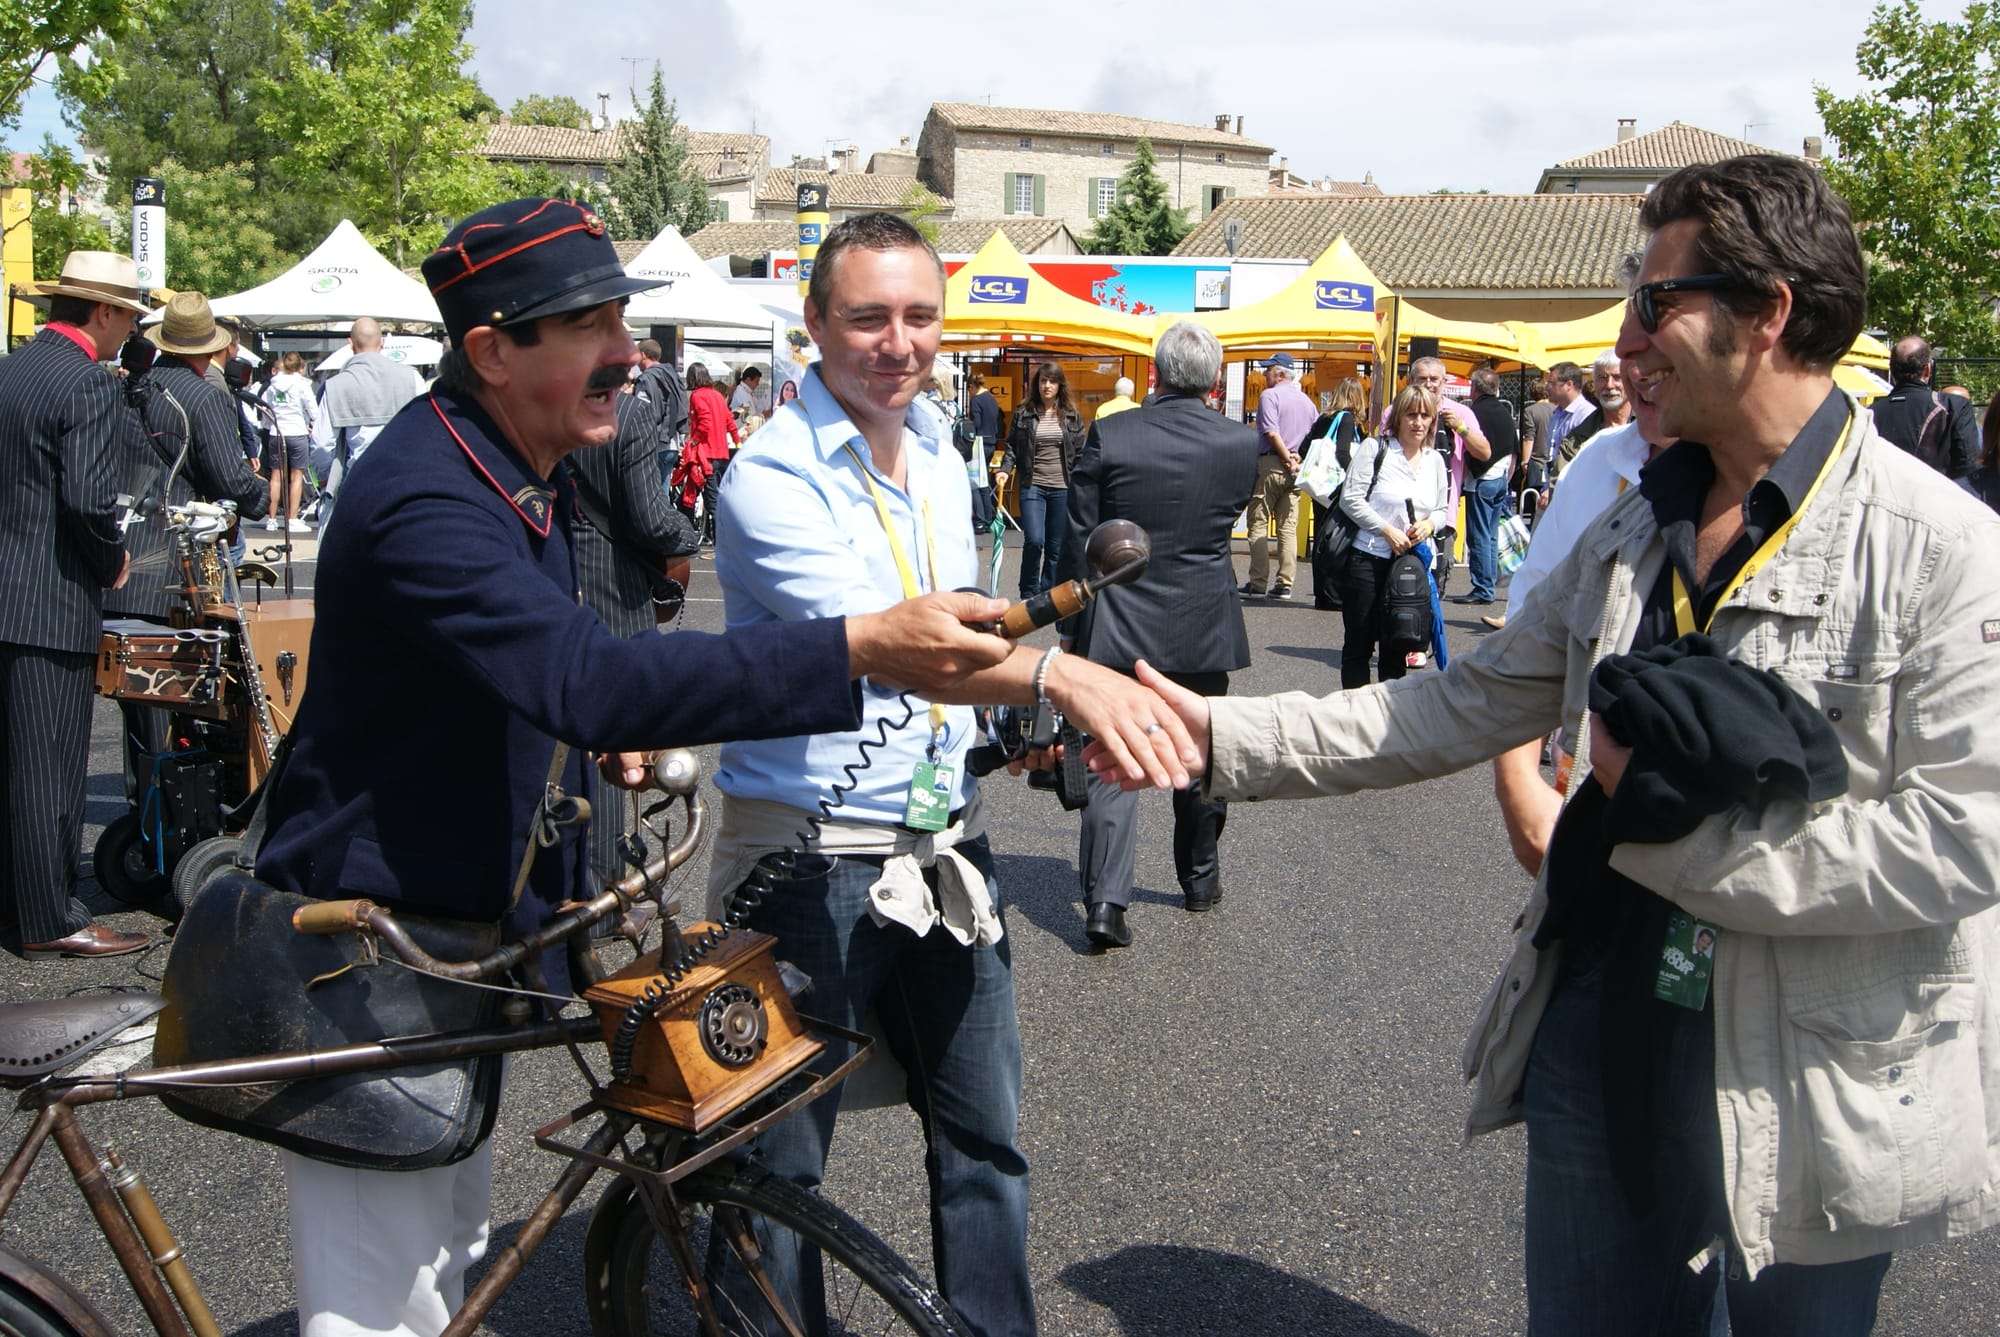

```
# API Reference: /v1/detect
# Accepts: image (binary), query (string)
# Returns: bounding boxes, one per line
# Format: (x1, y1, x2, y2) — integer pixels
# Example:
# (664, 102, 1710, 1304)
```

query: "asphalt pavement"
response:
(5, 532, 1996, 1335)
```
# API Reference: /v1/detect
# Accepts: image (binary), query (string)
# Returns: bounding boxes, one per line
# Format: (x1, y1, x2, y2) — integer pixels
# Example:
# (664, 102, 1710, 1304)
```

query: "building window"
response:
(1018, 136, 1032, 149)
(1014, 173, 1036, 214)
(588, 165, 607, 184)
(1204, 184, 1235, 216)
(1102, 142, 1116, 156)
(1214, 151, 1226, 163)
(1094, 177, 1118, 217)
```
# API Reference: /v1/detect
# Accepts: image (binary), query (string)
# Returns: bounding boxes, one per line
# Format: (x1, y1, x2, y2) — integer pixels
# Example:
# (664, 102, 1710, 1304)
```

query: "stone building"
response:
(916, 103, 1273, 237)
(1534, 119, 1808, 194)
(478, 120, 770, 221)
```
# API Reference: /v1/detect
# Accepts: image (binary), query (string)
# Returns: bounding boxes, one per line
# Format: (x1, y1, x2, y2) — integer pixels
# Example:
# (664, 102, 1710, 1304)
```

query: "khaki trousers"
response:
(1245, 454, 1298, 592)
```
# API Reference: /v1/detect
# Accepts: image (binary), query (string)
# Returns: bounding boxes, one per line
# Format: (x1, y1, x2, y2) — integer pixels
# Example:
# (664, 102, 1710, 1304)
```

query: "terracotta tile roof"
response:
(1266, 180, 1384, 198)
(928, 102, 1273, 153)
(684, 222, 797, 260)
(479, 122, 767, 182)
(933, 218, 1076, 253)
(1553, 121, 1775, 171)
(1172, 193, 1646, 289)
(753, 168, 949, 211)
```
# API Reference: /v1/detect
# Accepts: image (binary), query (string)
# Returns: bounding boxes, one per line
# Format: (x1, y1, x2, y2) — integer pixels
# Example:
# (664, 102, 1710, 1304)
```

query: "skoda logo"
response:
(968, 276, 1027, 304)
(1313, 280, 1372, 311)
(311, 275, 343, 293)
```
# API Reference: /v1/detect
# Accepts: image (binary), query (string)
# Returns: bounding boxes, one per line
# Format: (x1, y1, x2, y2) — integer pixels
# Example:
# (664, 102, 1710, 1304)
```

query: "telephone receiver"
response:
(983, 520, 1151, 639)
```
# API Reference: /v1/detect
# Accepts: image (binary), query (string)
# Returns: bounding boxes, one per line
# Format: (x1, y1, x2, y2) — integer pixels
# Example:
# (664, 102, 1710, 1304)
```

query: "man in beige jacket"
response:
(1103, 155, 2000, 1333)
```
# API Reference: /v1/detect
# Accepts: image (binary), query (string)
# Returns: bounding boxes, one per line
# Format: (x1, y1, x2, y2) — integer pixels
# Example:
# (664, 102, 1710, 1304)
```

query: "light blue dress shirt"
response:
(714, 368, 978, 822)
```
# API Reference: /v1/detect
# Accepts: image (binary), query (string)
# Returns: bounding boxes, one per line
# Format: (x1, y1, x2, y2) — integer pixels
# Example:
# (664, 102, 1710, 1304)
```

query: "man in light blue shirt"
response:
(711, 213, 1193, 1337)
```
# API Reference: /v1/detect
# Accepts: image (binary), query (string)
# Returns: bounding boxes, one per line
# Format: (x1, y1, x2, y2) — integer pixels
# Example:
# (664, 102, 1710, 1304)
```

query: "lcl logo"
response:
(968, 276, 1027, 304)
(1314, 281, 1373, 311)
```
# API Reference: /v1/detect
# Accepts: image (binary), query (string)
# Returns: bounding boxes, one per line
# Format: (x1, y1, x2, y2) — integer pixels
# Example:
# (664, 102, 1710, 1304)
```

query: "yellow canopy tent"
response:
(1392, 295, 1533, 368)
(943, 230, 1156, 356)
(1516, 304, 1897, 383)
(1189, 236, 1385, 348)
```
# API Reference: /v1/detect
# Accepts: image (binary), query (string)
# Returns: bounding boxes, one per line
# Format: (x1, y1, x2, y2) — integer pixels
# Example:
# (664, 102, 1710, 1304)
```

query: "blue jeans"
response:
(1016, 484, 1067, 599)
(1464, 473, 1510, 601)
(1524, 945, 1891, 1335)
(738, 836, 1035, 1337)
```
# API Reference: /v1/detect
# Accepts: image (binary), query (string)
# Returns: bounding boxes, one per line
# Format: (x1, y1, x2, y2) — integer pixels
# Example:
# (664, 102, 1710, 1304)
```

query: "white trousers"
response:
(282, 1139, 494, 1337)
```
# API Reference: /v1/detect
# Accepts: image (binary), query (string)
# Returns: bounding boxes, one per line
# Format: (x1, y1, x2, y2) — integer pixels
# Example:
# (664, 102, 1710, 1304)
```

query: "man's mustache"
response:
(588, 365, 634, 394)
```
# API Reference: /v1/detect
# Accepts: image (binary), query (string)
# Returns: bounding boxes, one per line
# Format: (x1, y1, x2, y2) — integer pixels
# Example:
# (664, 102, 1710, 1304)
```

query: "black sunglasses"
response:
(1631, 274, 1742, 333)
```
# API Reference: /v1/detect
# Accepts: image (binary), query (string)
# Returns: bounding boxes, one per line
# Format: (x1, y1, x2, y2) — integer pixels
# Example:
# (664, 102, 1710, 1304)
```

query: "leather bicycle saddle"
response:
(0, 995, 168, 1087)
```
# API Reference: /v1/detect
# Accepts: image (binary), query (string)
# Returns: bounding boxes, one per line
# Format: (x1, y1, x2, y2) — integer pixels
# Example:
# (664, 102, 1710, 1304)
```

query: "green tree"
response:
(606, 65, 711, 241)
(0, 0, 135, 138)
(1815, 0, 2000, 356)
(260, 0, 505, 264)
(509, 92, 588, 128)
(898, 179, 941, 247)
(56, 0, 284, 189)
(107, 158, 288, 296)
(1084, 138, 1189, 256)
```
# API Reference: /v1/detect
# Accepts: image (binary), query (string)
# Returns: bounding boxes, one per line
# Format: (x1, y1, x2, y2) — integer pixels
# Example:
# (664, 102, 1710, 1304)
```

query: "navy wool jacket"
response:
(256, 390, 859, 938)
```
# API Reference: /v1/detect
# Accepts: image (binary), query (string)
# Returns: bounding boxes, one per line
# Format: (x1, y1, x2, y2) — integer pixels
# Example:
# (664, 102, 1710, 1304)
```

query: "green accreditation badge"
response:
(1654, 909, 1721, 1011)
(904, 762, 955, 833)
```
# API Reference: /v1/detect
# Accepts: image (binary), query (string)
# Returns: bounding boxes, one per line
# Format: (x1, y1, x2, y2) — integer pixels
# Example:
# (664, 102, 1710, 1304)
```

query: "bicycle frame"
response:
(1, 1007, 872, 1337)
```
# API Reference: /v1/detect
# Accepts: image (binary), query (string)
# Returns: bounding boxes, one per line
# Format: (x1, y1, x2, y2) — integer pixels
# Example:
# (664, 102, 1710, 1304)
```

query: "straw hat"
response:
(34, 250, 151, 313)
(147, 291, 232, 357)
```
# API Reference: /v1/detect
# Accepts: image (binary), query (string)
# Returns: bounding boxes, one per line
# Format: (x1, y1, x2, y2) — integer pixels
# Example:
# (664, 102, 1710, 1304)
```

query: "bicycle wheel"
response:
(587, 1161, 966, 1337)
(0, 1274, 96, 1337)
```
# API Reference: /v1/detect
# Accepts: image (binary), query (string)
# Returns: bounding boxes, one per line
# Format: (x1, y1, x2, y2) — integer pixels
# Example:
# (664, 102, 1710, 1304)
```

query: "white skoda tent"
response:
(621, 225, 775, 331)
(204, 220, 442, 328)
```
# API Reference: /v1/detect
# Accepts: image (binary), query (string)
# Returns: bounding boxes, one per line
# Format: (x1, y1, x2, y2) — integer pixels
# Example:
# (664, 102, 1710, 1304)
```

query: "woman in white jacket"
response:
(1335, 384, 1450, 688)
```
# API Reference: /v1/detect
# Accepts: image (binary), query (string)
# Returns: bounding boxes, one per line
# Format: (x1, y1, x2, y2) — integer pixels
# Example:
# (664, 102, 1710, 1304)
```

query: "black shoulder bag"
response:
(1316, 438, 1390, 565)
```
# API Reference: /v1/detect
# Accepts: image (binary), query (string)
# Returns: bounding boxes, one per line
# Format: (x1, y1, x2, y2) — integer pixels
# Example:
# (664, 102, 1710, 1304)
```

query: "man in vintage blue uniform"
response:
(254, 197, 1015, 1337)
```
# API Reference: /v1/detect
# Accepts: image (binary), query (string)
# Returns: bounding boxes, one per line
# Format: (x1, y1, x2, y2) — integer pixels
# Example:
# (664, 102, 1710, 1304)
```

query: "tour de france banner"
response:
(131, 177, 165, 291)
(795, 182, 828, 297)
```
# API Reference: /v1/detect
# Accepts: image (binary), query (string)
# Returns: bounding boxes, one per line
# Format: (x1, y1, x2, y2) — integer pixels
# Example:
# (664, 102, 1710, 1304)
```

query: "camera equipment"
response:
(965, 700, 1089, 811)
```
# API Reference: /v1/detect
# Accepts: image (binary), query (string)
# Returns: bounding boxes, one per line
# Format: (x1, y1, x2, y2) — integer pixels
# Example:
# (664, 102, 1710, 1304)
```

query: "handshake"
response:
(844, 593, 1205, 795)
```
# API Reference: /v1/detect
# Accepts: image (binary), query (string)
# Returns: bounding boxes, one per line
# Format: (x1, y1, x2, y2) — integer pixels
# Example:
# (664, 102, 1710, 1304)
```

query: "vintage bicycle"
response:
(0, 750, 967, 1337)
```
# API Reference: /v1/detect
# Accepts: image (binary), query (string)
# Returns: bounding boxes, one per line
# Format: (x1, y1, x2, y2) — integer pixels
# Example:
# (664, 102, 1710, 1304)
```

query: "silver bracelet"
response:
(1033, 644, 1063, 709)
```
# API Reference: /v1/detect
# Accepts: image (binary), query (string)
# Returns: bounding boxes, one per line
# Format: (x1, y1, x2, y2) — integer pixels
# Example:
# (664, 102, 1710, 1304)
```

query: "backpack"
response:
(1381, 529, 1434, 655)
(1912, 400, 1952, 473)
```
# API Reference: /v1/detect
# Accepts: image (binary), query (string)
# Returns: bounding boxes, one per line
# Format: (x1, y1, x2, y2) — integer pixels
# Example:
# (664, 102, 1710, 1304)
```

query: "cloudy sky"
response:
(8, 0, 1943, 195)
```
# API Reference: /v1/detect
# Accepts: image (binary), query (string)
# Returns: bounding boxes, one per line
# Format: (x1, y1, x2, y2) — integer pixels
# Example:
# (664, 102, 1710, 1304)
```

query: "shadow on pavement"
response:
(1061, 1243, 1430, 1336)
(996, 853, 1182, 957)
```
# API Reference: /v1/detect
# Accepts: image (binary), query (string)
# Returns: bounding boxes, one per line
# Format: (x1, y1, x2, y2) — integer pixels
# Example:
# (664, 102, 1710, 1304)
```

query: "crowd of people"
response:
(6, 148, 2000, 1337)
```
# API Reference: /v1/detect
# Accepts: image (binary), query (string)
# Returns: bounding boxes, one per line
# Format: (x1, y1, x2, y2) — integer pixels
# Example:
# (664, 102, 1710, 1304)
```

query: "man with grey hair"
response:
(1096, 374, 1139, 419)
(1057, 320, 1259, 946)
(1244, 351, 1315, 597)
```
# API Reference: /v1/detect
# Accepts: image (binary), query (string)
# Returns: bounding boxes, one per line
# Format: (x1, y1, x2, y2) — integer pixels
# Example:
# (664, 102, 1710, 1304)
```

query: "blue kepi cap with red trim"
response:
(422, 197, 663, 345)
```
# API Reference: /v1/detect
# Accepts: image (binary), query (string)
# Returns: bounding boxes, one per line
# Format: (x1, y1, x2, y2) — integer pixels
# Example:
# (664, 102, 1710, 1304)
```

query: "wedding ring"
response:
(1144, 723, 1164, 736)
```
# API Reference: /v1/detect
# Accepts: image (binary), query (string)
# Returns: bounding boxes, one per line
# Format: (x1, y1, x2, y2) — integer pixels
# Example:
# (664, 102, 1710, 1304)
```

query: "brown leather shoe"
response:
(1480, 614, 1507, 631)
(23, 922, 153, 960)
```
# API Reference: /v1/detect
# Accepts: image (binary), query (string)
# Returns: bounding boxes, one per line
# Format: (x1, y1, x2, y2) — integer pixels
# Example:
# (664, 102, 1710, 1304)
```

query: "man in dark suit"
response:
(1871, 335, 1979, 479)
(0, 252, 151, 958)
(571, 378, 700, 887)
(1058, 320, 1259, 948)
(245, 197, 1012, 1336)
(106, 290, 271, 801)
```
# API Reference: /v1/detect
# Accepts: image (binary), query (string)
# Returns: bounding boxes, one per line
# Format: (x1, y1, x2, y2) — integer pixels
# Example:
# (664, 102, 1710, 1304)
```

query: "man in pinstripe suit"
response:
(0, 251, 152, 959)
(1057, 320, 1260, 948)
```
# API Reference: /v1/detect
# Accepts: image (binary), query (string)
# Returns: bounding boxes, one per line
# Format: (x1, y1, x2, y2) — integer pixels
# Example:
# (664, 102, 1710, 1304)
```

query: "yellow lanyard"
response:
(841, 442, 949, 739)
(1669, 411, 1853, 637)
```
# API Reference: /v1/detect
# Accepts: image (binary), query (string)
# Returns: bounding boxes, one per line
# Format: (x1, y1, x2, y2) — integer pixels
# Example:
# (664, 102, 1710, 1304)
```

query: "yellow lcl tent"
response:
(1187, 235, 1526, 365)
(943, 230, 1156, 357)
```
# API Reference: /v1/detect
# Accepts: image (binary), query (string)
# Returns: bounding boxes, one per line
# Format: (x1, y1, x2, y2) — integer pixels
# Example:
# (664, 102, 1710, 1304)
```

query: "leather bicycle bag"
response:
(152, 870, 504, 1171)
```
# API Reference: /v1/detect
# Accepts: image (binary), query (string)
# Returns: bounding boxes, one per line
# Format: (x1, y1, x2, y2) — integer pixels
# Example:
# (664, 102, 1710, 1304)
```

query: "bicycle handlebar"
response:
(291, 748, 708, 980)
